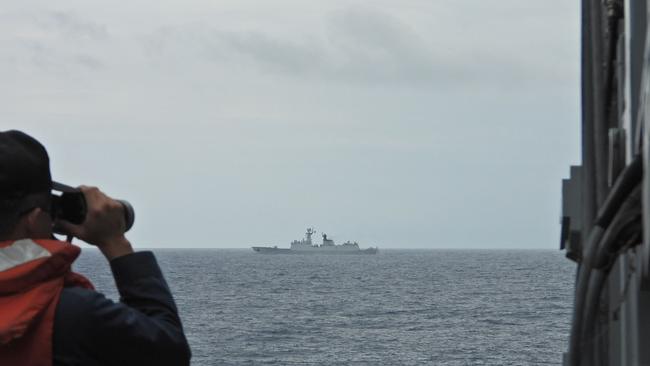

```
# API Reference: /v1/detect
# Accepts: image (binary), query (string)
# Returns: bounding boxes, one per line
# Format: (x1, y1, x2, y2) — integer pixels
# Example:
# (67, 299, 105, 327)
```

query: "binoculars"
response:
(52, 182, 135, 232)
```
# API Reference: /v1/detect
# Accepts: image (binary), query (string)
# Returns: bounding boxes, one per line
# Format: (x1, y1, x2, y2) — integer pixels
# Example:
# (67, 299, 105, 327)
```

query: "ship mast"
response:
(305, 228, 315, 245)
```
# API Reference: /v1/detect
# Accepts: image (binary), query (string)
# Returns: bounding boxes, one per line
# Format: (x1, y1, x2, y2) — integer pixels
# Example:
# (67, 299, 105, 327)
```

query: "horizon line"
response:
(79, 246, 561, 251)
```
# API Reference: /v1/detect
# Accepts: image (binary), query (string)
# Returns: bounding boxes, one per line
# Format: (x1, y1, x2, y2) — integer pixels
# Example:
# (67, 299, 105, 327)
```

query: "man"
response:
(0, 130, 191, 365)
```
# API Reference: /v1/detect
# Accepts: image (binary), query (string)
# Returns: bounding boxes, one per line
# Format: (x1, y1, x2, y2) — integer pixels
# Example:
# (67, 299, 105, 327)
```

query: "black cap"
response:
(0, 130, 52, 200)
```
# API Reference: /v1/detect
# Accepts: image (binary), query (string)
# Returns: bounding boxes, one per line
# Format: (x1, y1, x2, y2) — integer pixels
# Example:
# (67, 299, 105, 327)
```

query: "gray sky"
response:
(2, 1, 580, 249)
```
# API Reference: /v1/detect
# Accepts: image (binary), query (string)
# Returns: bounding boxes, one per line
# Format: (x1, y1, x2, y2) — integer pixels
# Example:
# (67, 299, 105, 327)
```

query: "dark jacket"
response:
(52, 251, 191, 366)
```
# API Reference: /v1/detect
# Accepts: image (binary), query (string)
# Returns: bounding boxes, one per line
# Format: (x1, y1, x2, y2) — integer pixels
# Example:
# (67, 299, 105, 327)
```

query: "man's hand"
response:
(55, 186, 134, 261)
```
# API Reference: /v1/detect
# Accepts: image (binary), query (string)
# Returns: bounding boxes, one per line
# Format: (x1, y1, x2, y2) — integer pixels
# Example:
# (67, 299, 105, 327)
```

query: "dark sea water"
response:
(74, 249, 575, 365)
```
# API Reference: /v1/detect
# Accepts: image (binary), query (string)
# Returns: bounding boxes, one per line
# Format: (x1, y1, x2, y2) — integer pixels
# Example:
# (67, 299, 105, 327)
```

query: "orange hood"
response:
(0, 239, 93, 365)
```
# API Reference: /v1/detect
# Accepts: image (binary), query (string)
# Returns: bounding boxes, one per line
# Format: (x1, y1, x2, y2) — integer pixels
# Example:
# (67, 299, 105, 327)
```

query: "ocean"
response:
(74, 249, 575, 365)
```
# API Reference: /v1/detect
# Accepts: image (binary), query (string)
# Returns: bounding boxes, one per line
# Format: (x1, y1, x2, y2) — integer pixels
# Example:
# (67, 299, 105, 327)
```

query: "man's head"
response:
(0, 131, 54, 241)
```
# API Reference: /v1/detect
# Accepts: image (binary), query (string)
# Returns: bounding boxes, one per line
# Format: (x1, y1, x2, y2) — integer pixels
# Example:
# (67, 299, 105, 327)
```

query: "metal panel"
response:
(609, 128, 627, 186)
(609, 249, 644, 366)
(561, 167, 584, 260)
(629, 0, 648, 151)
(608, 255, 625, 366)
(640, 2, 650, 277)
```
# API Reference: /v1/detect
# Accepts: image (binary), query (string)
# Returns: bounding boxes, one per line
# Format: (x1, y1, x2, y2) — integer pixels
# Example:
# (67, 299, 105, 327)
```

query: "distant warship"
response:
(252, 228, 378, 254)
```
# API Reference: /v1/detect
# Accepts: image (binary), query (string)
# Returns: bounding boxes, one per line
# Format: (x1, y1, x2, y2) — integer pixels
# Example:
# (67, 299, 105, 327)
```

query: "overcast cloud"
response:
(1, 1, 580, 249)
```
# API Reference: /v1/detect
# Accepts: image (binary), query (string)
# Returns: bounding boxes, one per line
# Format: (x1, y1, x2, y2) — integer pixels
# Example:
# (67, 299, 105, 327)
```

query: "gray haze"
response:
(1, 1, 580, 249)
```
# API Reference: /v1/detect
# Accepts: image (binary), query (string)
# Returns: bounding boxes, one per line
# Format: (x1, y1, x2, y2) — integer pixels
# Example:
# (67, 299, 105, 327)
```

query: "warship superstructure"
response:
(560, 1, 650, 365)
(252, 228, 378, 254)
